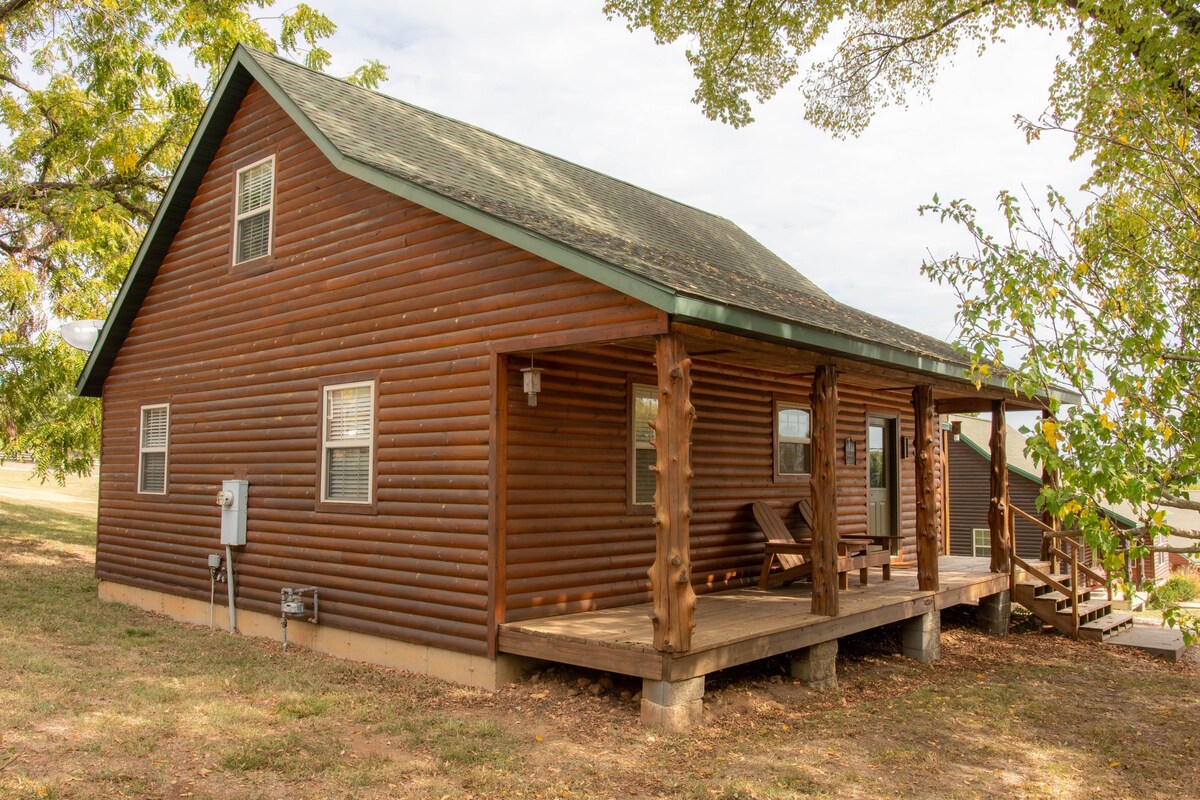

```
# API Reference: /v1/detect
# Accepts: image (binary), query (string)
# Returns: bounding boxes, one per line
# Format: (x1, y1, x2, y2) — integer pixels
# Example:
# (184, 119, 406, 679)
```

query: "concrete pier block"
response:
(640, 676, 705, 731)
(901, 610, 941, 664)
(790, 639, 839, 691)
(977, 590, 1011, 636)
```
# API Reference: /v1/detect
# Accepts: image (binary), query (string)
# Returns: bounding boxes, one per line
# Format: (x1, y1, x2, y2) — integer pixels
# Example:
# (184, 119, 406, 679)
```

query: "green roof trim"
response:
(956, 433, 1043, 485)
(77, 60, 253, 396)
(77, 46, 1082, 406)
(953, 417, 1139, 529)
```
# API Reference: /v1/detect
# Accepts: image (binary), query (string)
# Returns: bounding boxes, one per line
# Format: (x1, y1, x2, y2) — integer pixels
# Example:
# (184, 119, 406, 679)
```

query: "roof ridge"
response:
(240, 44, 752, 234)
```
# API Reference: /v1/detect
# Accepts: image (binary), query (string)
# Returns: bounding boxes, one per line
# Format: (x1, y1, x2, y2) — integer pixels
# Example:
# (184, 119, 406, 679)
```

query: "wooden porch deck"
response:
(499, 556, 1008, 682)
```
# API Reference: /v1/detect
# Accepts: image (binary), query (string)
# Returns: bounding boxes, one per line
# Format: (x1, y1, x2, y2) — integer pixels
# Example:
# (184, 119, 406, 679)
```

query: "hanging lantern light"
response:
(521, 358, 543, 407)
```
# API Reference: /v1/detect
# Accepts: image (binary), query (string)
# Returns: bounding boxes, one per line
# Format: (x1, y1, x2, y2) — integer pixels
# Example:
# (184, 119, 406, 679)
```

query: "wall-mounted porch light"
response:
(844, 436, 856, 466)
(521, 359, 543, 407)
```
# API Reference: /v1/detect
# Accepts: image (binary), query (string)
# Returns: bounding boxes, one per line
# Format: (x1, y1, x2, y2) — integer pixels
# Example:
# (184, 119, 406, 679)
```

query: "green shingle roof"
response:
(249, 49, 967, 365)
(81, 46, 1070, 398)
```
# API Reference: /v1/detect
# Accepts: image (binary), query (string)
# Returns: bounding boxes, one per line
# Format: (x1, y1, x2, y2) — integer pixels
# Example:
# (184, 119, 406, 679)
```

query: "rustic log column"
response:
(913, 384, 940, 592)
(810, 364, 839, 617)
(988, 400, 1012, 573)
(647, 333, 697, 653)
(1039, 408, 1058, 561)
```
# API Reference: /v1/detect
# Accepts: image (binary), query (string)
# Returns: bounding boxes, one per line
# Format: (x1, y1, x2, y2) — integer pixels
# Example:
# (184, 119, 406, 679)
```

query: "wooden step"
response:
(1078, 612, 1135, 642)
(1057, 598, 1114, 622)
(1039, 589, 1093, 608)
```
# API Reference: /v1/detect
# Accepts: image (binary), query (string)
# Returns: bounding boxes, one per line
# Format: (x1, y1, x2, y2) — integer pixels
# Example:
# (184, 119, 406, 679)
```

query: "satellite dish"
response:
(59, 320, 104, 352)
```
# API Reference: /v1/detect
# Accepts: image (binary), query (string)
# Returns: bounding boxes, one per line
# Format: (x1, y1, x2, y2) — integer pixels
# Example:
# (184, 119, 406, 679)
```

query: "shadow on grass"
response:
(0, 498, 96, 550)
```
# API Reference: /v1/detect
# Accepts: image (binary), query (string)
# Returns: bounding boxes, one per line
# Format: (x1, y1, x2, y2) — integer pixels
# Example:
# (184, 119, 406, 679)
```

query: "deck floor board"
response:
(499, 556, 1009, 679)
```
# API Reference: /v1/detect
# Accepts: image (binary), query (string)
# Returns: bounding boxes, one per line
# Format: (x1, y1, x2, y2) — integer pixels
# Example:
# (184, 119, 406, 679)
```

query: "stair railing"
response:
(1009, 504, 1112, 639)
(1010, 505, 1109, 596)
(1070, 539, 1080, 638)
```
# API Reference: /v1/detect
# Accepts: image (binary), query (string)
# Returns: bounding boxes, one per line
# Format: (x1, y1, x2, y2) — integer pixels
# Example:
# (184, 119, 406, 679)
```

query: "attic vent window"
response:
(138, 403, 169, 495)
(235, 156, 274, 263)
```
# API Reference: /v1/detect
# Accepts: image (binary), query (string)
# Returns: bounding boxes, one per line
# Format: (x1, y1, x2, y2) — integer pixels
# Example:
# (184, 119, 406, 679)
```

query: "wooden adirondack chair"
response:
(753, 500, 814, 589)
(797, 499, 893, 585)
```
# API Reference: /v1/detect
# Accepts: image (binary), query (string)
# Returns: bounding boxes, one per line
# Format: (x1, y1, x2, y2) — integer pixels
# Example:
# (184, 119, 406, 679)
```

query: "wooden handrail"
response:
(1012, 554, 1074, 599)
(1075, 537, 1084, 638)
(1011, 504, 1058, 534)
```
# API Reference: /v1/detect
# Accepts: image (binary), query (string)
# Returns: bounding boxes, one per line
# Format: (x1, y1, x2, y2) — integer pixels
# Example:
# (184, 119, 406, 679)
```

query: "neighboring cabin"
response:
(946, 414, 1171, 585)
(78, 46, 1067, 717)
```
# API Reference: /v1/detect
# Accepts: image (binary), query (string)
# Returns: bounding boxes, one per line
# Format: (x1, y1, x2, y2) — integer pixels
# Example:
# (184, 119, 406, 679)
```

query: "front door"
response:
(868, 417, 898, 553)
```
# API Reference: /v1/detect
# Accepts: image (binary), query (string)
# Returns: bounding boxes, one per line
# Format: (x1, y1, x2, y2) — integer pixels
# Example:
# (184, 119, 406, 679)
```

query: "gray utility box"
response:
(217, 479, 248, 546)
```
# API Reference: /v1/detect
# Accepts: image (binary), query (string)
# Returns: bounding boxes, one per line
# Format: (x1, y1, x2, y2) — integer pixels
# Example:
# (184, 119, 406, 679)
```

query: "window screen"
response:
(632, 383, 657, 505)
(776, 403, 811, 475)
(235, 157, 274, 263)
(322, 382, 374, 503)
(138, 404, 169, 494)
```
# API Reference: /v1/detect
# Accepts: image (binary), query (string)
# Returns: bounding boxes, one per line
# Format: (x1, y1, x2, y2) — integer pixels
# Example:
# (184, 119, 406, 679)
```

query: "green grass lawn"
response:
(1, 468, 1198, 799)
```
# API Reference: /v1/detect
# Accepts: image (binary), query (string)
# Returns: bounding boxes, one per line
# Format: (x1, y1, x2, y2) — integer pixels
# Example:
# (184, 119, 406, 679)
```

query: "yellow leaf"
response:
(1099, 414, 1115, 432)
(1102, 389, 1117, 406)
(1042, 419, 1060, 450)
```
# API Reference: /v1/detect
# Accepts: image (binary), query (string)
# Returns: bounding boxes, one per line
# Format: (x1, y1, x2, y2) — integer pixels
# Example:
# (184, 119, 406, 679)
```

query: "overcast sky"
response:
(304, 1, 1087, 345)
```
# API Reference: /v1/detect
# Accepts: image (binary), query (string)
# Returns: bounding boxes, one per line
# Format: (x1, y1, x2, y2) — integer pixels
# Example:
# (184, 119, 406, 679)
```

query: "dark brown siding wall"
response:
(946, 439, 1042, 561)
(96, 82, 662, 656)
(504, 349, 936, 621)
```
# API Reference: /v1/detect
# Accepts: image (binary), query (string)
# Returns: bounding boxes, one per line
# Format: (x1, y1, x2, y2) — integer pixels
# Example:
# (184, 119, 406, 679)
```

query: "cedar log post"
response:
(913, 384, 940, 591)
(647, 333, 697, 653)
(1039, 408, 1058, 561)
(810, 364, 839, 617)
(988, 400, 1012, 572)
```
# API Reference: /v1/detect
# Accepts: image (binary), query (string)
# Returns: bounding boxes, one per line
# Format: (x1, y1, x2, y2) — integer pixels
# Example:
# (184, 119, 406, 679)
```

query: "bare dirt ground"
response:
(1, 470, 1196, 799)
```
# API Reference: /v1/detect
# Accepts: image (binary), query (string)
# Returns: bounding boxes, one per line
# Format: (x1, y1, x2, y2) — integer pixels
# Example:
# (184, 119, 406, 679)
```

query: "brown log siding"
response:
(504, 348, 938, 621)
(97, 83, 662, 656)
(947, 438, 1045, 561)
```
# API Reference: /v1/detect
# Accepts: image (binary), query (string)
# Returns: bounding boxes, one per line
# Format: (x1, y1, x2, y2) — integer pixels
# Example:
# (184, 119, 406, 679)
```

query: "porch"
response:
(498, 556, 1008, 682)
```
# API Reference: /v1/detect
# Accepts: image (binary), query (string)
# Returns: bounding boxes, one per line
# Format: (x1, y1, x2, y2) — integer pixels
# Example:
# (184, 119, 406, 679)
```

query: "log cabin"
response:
(78, 46, 1078, 729)
(946, 414, 1171, 586)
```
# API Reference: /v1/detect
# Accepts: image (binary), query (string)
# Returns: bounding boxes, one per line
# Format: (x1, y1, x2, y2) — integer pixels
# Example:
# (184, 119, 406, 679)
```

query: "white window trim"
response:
(321, 380, 375, 505)
(234, 155, 275, 264)
(972, 527, 992, 558)
(776, 401, 812, 477)
(631, 383, 657, 507)
(137, 403, 169, 496)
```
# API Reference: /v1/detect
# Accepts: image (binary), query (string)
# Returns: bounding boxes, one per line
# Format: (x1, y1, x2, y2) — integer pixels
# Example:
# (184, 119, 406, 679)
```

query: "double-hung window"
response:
(321, 381, 375, 504)
(972, 528, 992, 558)
(776, 402, 812, 476)
(234, 156, 275, 264)
(138, 403, 169, 495)
(631, 383, 658, 506)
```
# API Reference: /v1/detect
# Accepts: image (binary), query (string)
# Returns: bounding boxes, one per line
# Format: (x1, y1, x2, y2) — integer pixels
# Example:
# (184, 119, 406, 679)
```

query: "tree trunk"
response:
(810, 364, 839, 616)
(647, 333, 696, 652)
(913, 384, 940, 591)
(989, 401, 1011, 573)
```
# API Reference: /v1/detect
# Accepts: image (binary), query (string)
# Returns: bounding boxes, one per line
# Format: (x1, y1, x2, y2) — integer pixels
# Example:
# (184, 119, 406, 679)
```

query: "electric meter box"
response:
(218, 479, 248, 546)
